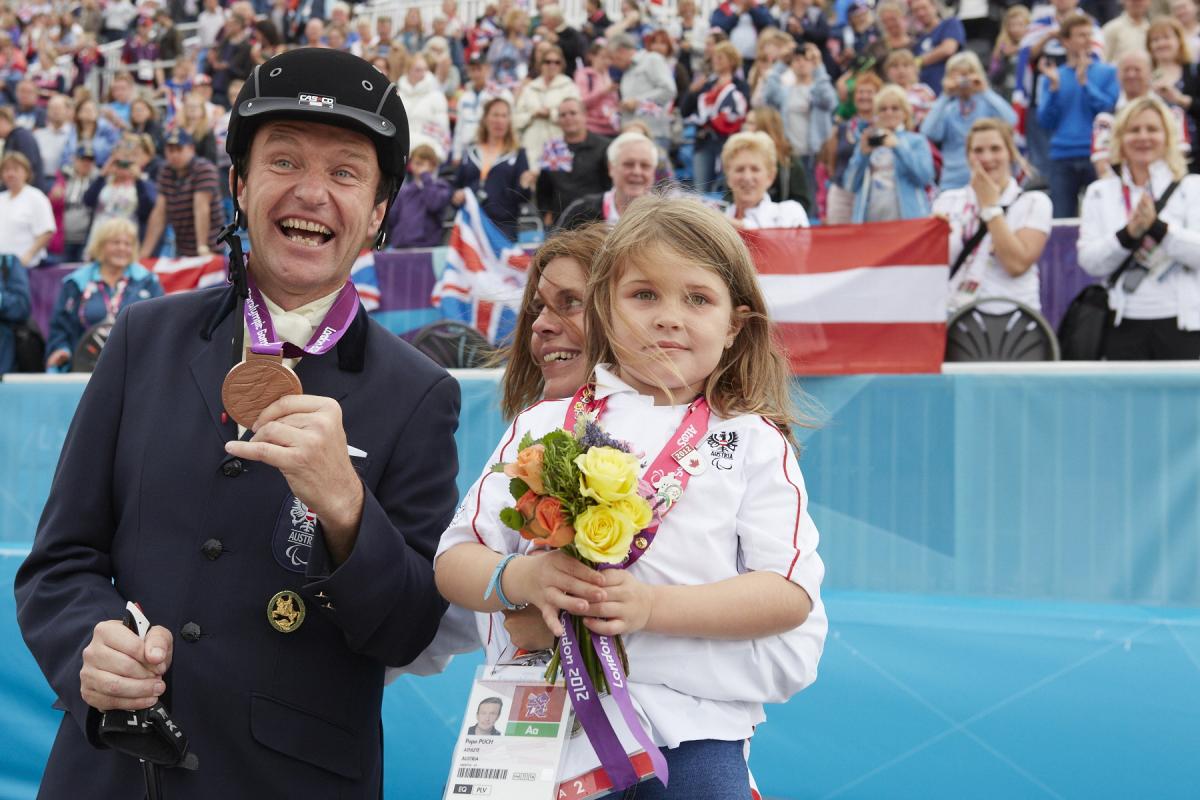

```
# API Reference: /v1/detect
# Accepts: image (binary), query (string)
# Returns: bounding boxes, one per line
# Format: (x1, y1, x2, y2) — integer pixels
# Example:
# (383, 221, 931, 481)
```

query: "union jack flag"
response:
(350, 249, 381, 312)
(431, 191, 529, 344)
(636, 99, 670, 119)
(540, 137, 574, 172)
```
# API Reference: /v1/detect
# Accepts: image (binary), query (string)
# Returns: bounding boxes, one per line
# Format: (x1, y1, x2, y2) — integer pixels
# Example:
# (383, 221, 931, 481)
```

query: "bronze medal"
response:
(221, 353, 302, 429)
(267, 589, 306, 633)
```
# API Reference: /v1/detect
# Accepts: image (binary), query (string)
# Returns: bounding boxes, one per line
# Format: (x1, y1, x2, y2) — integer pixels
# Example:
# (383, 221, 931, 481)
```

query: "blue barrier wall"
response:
(3, 369, 1199, 798)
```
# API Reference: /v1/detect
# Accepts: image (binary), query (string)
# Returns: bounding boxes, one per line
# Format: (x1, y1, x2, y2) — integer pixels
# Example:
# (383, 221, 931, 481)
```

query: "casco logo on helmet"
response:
(298, 94, 335, 109)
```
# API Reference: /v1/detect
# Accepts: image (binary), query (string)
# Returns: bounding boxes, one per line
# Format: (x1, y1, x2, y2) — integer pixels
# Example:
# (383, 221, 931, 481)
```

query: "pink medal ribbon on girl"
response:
(243, 273, 360, 358)
(555, 384, 714, 791)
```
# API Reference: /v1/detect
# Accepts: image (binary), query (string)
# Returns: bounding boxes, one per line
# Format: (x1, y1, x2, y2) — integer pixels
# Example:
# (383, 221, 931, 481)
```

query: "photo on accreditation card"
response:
(443, 665, 572, 800)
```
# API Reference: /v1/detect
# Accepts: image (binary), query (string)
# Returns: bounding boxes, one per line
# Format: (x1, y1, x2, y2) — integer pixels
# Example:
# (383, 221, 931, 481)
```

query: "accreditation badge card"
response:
(443, 663, 572, 799)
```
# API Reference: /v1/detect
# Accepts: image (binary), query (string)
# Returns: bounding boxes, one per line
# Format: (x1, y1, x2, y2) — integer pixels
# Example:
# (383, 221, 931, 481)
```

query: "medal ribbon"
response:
(243, 273, 360, 358)
(554, 383, 715, 791)
(81, 275, 129, 325)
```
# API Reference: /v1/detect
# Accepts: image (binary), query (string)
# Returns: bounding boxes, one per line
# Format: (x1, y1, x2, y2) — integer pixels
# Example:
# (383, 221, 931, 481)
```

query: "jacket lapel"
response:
(293, 303, 369, 404)
(190, 289, 240, 445)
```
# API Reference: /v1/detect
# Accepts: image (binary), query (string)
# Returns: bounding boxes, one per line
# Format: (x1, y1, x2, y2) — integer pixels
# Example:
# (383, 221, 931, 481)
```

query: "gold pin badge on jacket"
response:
(267, 589, 305, 633)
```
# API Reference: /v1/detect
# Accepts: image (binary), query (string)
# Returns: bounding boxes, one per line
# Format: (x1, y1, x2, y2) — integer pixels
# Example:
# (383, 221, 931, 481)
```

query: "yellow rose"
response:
(574, 447, 640, 504)
(573, 503, 637, 564)
(611, 496, 652, 531)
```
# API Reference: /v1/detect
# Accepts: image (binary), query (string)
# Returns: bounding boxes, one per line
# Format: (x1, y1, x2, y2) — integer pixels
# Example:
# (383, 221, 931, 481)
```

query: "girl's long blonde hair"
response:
(583, 194, 801, 443)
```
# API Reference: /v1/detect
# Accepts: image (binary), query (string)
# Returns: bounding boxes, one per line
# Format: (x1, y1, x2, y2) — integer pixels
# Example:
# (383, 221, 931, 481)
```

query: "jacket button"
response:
(222, 459, 244, 477)
(200, 539, 223, 560)
(180, 622, 202, 643)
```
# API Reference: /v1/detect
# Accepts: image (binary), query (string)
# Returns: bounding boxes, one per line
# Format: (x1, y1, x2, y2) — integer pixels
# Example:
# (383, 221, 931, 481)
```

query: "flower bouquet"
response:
(492, 418, 660, 691)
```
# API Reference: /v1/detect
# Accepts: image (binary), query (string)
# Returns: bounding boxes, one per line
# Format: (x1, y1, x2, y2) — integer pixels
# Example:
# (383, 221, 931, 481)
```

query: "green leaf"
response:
(499, 507, 525, 532)
(518, 431, 536, 452)
(490, 463, 507, 473)
(509, 478, 530, 501)
(540, 429, 585, 501)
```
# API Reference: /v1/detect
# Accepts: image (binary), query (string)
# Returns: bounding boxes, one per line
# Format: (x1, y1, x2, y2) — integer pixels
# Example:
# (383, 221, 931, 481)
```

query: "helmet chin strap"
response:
(218, 169, 248, 302)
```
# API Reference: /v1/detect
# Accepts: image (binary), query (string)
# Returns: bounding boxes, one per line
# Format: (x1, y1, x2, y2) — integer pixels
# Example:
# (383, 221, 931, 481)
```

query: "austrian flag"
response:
(740, 218, 949, 375)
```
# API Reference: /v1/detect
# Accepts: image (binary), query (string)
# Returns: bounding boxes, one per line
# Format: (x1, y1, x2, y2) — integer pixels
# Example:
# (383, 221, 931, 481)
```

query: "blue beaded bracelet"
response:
(484, 553, 527, 611)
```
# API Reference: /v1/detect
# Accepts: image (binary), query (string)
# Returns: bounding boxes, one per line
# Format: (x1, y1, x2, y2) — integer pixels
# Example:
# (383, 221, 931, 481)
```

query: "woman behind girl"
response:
(437, 195, 826, 799)
(1078, 95, 1200, 359)
(933, 119, 1051, 314)
(501, 224, 609, 417)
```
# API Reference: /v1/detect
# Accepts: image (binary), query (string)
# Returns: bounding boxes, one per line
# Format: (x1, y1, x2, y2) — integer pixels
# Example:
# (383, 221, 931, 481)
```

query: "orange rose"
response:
(521, 496, 575, 548)
(514, 489, 539, 520)
(503, 444, 546, 494)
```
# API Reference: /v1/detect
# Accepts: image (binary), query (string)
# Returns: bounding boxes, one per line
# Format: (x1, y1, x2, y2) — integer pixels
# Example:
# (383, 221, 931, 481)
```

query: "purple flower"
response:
(579, 420, 635, 454)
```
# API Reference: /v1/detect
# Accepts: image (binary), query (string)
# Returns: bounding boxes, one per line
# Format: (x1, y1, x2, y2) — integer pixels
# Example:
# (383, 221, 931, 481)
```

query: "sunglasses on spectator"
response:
(542, 59, 563, 64)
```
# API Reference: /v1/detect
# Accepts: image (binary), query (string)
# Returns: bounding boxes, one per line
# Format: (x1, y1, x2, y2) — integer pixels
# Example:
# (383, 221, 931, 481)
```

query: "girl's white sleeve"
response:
(735, 418, 824, 603)
(436, 418, 527, 561)
(627, 419, 827, 704)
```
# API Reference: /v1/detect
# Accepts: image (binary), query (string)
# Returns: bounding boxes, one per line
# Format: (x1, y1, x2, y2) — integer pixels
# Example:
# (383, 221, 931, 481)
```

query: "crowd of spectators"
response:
(3, 0, 1200, 373)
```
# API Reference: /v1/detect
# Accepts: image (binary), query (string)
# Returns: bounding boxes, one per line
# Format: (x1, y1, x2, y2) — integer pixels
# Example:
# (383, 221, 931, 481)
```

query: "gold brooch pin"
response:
(267, 589, 306, 633)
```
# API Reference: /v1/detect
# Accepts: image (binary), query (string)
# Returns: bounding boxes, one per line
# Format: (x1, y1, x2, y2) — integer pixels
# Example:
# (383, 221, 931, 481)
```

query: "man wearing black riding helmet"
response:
(16, 48, 460, 798)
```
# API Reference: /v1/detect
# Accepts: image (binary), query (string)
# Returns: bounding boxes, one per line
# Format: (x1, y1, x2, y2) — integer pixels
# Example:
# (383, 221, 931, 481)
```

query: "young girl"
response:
(436, 196, 826, 798)
(990, 5, 1030, 101)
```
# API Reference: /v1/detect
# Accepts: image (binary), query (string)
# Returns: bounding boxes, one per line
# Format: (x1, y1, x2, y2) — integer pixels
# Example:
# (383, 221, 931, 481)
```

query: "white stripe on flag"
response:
(762, 265, 948, 324)
(150, 256, 214, 274)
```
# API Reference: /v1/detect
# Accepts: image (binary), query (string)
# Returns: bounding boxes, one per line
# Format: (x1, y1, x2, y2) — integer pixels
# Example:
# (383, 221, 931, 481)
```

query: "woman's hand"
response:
(502, 606, 556, 651)
(581, 569, 655, 637)
(451, 189, 465, 206)
(620, 97, 638, 111)
(519, 168, 538, 189)
(46, 348, 70, 368)
(1156, 81, 1187, 107)
(1127, 192, 1157, 239)
(881, 131, 898, 149)
(970, 164, 1001, 208)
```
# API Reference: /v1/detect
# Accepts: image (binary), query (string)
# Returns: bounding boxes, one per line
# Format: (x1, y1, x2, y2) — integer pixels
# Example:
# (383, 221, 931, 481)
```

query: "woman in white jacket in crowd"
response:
(514, 45, 581, 169)
(1077, 95, 1200, 359)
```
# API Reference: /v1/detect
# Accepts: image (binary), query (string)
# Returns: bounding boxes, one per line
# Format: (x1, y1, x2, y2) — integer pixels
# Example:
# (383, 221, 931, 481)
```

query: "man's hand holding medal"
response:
(222, 276, 366, 564)
(226, 393, 364, 565)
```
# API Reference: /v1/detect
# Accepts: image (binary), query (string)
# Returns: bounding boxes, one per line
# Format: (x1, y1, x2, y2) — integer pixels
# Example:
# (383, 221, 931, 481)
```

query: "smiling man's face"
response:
(237, 120, 387, 310)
